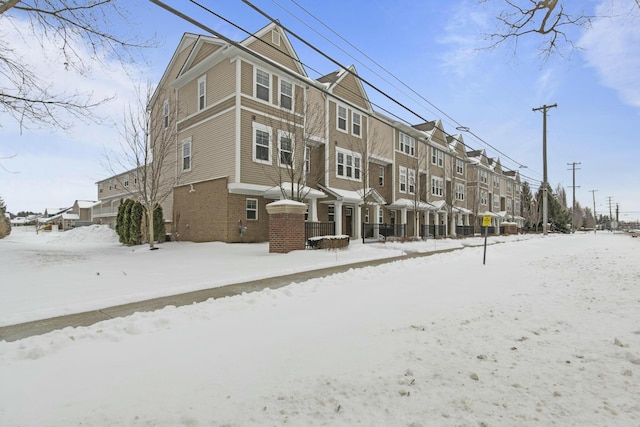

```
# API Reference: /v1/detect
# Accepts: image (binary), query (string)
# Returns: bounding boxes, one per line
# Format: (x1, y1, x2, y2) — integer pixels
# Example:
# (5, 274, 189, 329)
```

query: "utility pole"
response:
(616, 203, 620, 231)
(607, 196, 614, 230)
(567, 162, 581, 233)
(589, 189, 597, 233)
(533, 103, 557, 235)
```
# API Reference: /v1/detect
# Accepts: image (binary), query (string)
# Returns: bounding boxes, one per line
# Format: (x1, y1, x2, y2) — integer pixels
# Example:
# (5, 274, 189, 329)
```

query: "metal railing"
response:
(305, 222, 335, 242)
(362, 223, 406, 242)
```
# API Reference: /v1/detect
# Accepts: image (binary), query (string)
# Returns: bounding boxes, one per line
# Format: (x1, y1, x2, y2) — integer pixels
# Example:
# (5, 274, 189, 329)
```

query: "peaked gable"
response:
(319, 65, 371, 112)
(241, 22, 306, 77)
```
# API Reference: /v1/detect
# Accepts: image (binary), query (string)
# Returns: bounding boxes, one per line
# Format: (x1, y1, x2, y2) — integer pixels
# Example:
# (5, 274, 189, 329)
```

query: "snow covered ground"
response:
(0, 225, 511, 326)
(1, 227, 639, 426)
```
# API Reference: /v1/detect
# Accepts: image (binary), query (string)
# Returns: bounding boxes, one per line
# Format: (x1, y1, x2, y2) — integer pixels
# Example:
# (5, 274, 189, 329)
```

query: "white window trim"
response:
(408, 169, 416, 194)
(336, 104, 348, 133)
(246, 198, 258, 220)
(304, 145, 311, 176)
(351, 110, 362, 137)
(279, 79, 293, 110)
(399, 166, 407, 193)
(182, 137, 192, 172)
(480, 190, 488, 205)
(252, 122, 272, 165)
(255, 68, 271, 103)
(163, 99, 169, 128)
(456, 159, 464, 175)
(455, 183, 465, 201)
(271, 30, 281, 46)
(335, 147, 361, 181)
(277, 129, 294, 168)
(378, 166, 384, 186)
(197, 75, 206, 111)
(399, 133, 415, 156)
(431, 176, 444, 197)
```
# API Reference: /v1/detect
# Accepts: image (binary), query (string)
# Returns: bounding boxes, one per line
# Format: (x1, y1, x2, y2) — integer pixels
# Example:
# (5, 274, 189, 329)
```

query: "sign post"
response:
(482, 215, 491, 265)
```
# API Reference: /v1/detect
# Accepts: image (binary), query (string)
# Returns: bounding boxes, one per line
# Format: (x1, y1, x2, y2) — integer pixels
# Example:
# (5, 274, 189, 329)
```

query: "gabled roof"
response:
(241, 22, 307, 77)
(318, 185, 385, 205)
(150, 32, 201, 105)
(388, 198, 434, 211)
(317, 64, 372, 112)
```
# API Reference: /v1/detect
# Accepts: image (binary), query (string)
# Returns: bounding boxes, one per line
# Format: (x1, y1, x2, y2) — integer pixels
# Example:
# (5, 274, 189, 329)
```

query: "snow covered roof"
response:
(263, 183, 326, 200)
(75, 200, 97, 209)
(388, 198, 434, 211)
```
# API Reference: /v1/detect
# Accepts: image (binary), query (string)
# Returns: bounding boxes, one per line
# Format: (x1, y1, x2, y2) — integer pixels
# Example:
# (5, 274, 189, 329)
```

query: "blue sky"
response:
(2, 0, 639, 221)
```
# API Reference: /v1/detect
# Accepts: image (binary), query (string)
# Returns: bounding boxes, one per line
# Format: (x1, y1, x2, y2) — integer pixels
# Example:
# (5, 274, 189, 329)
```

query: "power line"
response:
(156, 0, 539, 188)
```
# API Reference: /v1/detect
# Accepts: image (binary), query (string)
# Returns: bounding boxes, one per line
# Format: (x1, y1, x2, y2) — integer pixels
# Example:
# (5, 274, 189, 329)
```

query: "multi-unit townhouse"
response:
(96, 22, 523, 243)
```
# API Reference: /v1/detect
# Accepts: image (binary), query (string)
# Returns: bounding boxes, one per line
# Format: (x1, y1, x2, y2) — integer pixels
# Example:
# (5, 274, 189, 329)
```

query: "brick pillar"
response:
(266, 200, 307, 254)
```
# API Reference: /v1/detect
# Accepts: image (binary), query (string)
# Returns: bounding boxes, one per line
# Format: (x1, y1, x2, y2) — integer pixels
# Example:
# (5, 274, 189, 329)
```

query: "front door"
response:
(345, 207, 353, 237)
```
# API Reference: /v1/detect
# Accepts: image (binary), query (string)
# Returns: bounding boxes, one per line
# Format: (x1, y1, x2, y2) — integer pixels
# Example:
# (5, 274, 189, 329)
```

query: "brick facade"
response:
(266, 201, 307, 253)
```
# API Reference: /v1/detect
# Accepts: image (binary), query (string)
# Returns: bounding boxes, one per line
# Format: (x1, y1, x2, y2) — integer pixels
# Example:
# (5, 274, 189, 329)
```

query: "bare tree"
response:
(104, 83, 180, 250)
(1, 1, 154, 131)
(263, 88, 325, 202)
(482, 0, 640, 60)
(482, 0, 593, 60)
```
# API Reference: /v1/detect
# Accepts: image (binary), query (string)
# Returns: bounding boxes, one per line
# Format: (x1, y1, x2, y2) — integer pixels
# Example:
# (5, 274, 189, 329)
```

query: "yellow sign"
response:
(482, 215, 492, 227)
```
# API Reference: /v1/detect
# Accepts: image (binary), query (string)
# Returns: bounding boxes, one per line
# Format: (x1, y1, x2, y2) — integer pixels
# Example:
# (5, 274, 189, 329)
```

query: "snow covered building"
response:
(97, 22, 522, 243)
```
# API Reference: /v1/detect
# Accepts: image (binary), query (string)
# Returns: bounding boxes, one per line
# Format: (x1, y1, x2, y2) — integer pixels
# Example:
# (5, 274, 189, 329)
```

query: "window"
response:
(399, 133, 415, 156)
(163, 99, 169, 128)
(256, 68, 270, 102)
(378, 208, 383, 224)
(246, 199, 258, 220)
(197, 75, 206, 111)
(328, 205, 335, 222)
(408, 169, 416, 194)
(456, 159, 464, 175)
(493, 195, 500, 210)
(455, 183, 465, 201)
(253, 123, 271, 164)
(133, 175, 138, 184)
(99, 185, 103, 193)
(493, 175, 500, 189)
(278, 131, 293, 167)
(124, 177, 129, 187)
(304, 146, 311, 175)
(378, 166, 384, 186)
(365, 208, 370, 223)
(507, 181, 513, 194)
(352, 111, 361, 136)
(480, 170, 488, 184)
(280, 80, 292, 110)
(399, 167, 407, 193)
(431, 176, 443, 196)
(337, 105, 347, 132)
(480, 191, 488, 205)
(431, 147, 444, 167)
(336, 149, 361, 181)
(182, 138, 192, 171)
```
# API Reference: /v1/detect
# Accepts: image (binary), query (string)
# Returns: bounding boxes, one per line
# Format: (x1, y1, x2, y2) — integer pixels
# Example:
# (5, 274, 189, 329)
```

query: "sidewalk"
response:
(0, 246, 462, 342)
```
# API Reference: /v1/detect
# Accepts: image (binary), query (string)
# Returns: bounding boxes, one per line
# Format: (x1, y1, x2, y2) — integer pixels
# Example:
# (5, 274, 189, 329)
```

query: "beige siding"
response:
(333, 72, 368, 110)
(178, 59, 236, 119)
(246, 30, 301, 74)
(191, 42, 222, 68)
(369, 118, 394, 160)
(178, 109, 236, 184)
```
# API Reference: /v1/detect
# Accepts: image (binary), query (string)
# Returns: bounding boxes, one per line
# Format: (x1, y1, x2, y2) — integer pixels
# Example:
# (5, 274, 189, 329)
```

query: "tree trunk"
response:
(148, 208, 155, 250)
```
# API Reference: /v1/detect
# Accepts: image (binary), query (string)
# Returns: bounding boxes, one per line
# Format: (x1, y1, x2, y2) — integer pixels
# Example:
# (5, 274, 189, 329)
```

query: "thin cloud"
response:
(580, 0, 640, 111)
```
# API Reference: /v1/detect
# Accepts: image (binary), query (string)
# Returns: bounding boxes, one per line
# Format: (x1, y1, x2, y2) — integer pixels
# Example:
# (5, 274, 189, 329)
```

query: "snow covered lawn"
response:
(1, 229, 639, 426)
